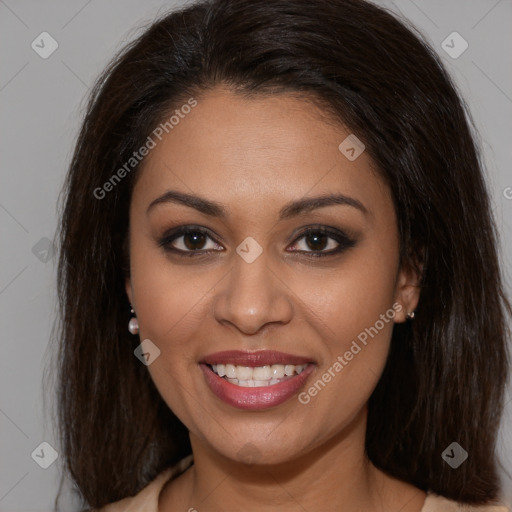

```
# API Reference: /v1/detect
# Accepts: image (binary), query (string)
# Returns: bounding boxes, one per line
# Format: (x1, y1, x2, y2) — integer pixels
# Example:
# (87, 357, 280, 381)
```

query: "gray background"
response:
(1, 0, 511, 510)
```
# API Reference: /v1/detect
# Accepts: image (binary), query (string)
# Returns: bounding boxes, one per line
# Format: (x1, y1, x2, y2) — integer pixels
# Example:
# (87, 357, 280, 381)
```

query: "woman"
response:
(55, 0, 511, 510)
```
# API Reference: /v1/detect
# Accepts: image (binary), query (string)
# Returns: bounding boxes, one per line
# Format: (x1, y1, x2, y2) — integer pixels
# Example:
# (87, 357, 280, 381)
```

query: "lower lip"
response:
(200, 363, 315, 410)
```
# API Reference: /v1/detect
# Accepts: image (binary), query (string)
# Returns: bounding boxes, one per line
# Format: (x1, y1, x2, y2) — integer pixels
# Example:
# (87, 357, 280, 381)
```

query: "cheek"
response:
(300, 244, 398, 348)
(294, 245, 399, 418)
(128, 239, 210, 358)
(294, 263, 397, 433)
(128, 245, 208, 420)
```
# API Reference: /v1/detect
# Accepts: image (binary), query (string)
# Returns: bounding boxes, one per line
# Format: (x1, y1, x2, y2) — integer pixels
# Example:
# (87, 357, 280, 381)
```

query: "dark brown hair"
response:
(53, 0, 511, 509)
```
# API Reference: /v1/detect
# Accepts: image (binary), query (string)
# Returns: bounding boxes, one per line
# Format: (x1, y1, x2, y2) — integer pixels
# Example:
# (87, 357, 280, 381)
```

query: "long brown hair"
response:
(53, 0, 511, 508)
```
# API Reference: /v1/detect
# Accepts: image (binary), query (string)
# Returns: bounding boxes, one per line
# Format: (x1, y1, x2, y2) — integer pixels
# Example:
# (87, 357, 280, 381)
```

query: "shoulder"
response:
(88, 454, 194, 512)
(422, 492, 510, 512)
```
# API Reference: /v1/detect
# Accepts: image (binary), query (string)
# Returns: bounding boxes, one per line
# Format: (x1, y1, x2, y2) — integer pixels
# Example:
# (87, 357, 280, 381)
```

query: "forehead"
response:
(132, 87, 390, 222)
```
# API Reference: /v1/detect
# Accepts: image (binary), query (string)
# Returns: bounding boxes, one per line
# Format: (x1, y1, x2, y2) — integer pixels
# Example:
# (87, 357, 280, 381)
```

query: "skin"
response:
(125, 87, 424, 512)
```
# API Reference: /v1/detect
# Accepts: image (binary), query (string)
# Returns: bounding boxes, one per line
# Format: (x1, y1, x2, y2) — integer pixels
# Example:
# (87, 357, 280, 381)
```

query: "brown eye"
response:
(158, 225, 356, 259)
(181, 231, 208, 250)
(158, 226, 223, 256)
(303, 232, 330, 251)
(288, 226, 356, 257)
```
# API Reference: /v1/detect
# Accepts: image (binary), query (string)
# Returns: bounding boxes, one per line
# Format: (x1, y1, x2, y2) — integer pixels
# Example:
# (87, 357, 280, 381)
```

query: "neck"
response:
(160, 408, 426, 512)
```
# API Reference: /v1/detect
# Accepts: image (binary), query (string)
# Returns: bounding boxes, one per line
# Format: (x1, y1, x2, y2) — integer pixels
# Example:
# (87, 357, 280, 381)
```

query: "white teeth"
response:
(225, 364, 237, 378)
(271, 364, 285, 378)
(252, 365, 271, 380)
(284, 365, 295, 376)
(236, 365, 253, 380)
(224, 378, 283, 387)
(210, 363, 308, 385)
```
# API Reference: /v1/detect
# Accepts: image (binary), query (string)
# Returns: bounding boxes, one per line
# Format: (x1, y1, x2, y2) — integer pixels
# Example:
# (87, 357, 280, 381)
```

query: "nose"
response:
(212, 250, 293, 336)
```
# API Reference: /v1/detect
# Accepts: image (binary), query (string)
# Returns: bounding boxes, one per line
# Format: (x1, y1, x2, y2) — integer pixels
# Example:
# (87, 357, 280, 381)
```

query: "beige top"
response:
(91, 455, 510, 512)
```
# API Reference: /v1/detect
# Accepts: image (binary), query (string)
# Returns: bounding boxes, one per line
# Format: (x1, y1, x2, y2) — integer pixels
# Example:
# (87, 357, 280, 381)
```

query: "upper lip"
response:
(201, 350, 314, 367)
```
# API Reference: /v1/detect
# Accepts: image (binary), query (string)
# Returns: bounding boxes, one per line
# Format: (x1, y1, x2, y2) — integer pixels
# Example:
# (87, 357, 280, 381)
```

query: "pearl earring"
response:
(128, 305, 139, 335)
(406, 311, 415, 320)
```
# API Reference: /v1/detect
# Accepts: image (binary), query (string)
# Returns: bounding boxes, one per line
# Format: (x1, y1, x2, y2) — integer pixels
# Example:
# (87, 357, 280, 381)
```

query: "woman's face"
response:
(126, 87, 420, 465)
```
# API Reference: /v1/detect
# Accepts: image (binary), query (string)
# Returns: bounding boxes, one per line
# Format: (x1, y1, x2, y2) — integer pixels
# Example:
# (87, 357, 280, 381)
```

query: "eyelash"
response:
(157, 225, 356, 259)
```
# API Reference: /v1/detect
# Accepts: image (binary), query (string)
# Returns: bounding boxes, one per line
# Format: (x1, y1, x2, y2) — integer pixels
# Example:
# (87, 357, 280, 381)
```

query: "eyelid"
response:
(157, 224, 356, 257)
(287, 225, 356, 257)
(157, 225, 223, 255)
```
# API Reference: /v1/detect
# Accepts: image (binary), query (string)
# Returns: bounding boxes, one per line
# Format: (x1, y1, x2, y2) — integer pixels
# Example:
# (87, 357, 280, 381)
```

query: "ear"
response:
(393, 258, 422, 323)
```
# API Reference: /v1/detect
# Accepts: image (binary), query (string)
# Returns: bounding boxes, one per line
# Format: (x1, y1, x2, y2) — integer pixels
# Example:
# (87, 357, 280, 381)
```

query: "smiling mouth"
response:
(208, 363, 309, 387)
(199, 349, 316, 409)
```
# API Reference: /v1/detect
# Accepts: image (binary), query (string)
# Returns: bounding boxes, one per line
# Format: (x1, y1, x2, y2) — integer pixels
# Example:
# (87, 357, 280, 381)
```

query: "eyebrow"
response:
(146, 190, 369, 219)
